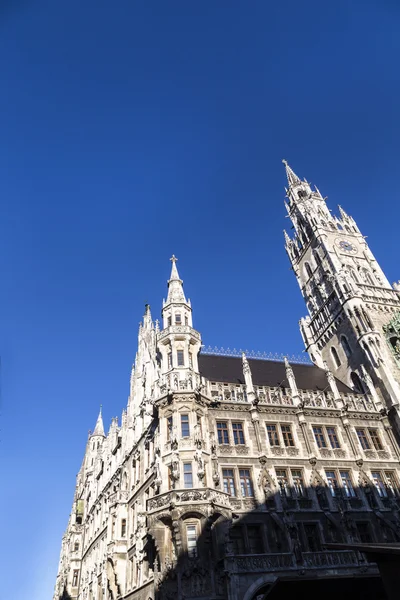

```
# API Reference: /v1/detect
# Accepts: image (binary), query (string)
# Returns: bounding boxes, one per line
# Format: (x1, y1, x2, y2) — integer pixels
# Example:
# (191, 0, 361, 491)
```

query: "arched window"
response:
(350, 372, 364, 393)
(331, 347, 341, 368)
(341, 336, 352, 358)
(305, 262, 313, 279)
(364, 271, 374, 286)
(349, 268, 359, 284)
(314, 251, 322, 266)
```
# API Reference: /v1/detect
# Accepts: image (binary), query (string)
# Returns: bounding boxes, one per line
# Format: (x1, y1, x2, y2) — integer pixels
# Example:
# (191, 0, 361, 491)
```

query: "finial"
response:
(166, 255, 186, 302)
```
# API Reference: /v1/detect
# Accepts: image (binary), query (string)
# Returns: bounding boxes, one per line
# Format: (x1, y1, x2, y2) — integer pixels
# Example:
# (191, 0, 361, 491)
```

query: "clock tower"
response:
(282, 160, 400, 425)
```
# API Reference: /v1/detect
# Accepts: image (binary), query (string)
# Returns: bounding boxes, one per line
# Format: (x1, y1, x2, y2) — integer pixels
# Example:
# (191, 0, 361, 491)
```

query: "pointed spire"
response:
(92, 406, 105, 437)
(283, 229, 291, 245)
(143, 303, 153, 328)
(166, 255, 186, 303)
(282, 159, 301, 187)
(338, 205, 349, 221)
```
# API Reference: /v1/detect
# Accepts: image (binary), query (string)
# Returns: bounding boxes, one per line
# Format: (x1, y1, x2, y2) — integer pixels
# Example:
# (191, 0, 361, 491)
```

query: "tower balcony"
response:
(158, 325, 201, 343)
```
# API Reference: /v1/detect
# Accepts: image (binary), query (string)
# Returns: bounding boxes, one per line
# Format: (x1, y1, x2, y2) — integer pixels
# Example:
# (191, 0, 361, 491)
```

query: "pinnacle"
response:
(282, 159, 301, 186)
(92, 407, 105, 437)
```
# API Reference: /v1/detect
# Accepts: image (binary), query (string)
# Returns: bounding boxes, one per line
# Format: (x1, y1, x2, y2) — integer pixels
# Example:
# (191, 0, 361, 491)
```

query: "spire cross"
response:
(170, 255, 178, 264)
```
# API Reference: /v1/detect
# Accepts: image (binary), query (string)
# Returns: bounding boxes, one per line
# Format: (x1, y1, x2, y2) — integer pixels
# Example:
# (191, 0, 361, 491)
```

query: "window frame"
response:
(356, 428, 371, 450)
(217, 421, 229, 445)
(280, 424, 295, 447)
(339, 470, 356, 498)
(313, 426, 328, 449)
(181, 414, 190, 438)
(177, 349, 184, 367)
(368, 429, 383, 451)
(186, 523, 198, 557)
(183, 462, 193, 489)
(326, 426, 341, 449)
(239, 468, 254, 497)
(222, 468, 236, 496)
(232, 422, 245, 445)
(121, 518, 127, 538)
(371, 471, 388, 498)
(266, 423, 280, 447)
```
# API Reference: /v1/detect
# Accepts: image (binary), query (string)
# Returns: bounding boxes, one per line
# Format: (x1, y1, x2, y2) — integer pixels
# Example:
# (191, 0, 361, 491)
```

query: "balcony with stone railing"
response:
(158, 325, 201, 343)
(227, 549, 365, 574)
(147, 488, 231, 513)
(209, 381, 377, 413)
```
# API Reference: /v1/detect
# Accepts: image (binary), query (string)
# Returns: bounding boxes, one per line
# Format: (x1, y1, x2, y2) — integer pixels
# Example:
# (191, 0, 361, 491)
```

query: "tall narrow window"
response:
(281, 424, 295, 447)
(189, 352, 193, 368)
(266, 424, 280, 446)
(222, 469, 236, 496)
(185, 315, 188, 326)
(385, 472, 398, 497)
(351, 372, 364, 393)
(72, 570, 79, 587)
(326, 427, 340, 449)
(168, 351, 173, 368)
(183, 463, 193, 488)
(302, 523, 321, 552)
(217, 421, 229, 444)
(331, 347, 341, 368)
(325, 470, 339, 497)
(239, 469, 254, 497)
(305, 262, 313, 279)
(121, 519, 127, 537)
(232, 422, 245, 445)
(313, 426, 327, 448)
(276, 469, 290, 497)
(371, 471, 387, 497)
(167, 316, 172, 327)
(247, 526, 264, 553)
(356, 428, 370, 450)
(74, 541, 79, 552)
(177, 349, 184, 366)
(166, 416, 173, 440)
(291, 470, 305, 497)
(341, 336, 352, 358)
(340, 471, 356, 498)
(181, 414, 190, 437)
(175, 313, 181, 325)
(369, 429, 383, 451)
(186, 524, 198, 557)
(356, 522, 373, 543)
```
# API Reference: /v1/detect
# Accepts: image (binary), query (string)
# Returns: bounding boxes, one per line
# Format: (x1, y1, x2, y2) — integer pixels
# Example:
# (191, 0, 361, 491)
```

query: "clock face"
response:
(335, 238, 357, 254)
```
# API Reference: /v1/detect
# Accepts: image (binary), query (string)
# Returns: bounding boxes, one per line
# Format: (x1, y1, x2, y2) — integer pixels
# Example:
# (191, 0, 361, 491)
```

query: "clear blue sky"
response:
(1, 1, 399, 598)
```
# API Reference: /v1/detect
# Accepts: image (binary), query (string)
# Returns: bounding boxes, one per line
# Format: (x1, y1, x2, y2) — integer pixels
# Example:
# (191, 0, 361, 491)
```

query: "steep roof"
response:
(198, 353, 353, 394)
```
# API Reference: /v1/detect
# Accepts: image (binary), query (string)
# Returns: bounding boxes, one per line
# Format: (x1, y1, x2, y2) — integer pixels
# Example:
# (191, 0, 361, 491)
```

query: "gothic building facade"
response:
(53, 164, 400, 600)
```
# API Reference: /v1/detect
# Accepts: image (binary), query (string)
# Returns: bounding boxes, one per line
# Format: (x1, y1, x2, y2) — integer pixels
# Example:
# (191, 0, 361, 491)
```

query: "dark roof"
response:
(198, 353, 353, 393)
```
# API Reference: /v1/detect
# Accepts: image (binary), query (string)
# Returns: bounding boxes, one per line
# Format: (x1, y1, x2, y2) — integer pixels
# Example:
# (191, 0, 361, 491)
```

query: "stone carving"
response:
(258, 465, 276, 501)
(194, 448, 205, 484)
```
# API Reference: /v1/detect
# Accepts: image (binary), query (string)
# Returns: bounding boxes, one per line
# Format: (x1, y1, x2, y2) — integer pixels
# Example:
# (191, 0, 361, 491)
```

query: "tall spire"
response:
(166, 255, 186, 303)
(92, 407, 105, 437)
(282, 159, 301, 187)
